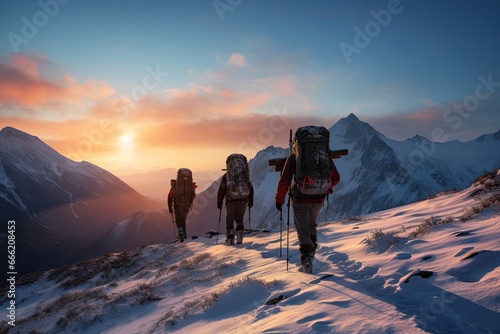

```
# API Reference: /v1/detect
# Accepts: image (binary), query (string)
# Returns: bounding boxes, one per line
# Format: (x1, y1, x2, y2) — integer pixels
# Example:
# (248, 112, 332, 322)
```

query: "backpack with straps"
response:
(225, 153, 251, 200)
(172, 168, 196, 206)
(293, 125, 334, 196)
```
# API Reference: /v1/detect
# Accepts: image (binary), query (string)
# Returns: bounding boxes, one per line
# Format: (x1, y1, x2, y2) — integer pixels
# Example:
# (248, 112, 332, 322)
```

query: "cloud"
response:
(367, 95, 500, 142)
(227, 52, 247, 67)
(82, 81, 334, 160)
(0, 53, 114, 110)
(0, 51, 338, 170)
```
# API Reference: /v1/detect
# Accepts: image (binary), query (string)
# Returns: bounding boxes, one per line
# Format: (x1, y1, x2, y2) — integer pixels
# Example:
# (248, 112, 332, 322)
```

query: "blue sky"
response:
(0, 0, 499, 170)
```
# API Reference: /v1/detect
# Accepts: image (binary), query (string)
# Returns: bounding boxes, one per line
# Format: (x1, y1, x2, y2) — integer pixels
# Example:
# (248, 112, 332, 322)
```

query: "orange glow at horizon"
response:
(1, 52, 336, 173)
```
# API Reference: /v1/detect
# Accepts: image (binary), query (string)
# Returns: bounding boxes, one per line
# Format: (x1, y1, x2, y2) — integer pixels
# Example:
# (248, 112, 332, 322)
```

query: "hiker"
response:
(217, 153, 254, 246)
(168, 168, 197, 242)
(275, 126, 340, 273)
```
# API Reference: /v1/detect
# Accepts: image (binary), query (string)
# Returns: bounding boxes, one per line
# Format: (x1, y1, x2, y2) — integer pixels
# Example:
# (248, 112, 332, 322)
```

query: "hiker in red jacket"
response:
(275, 153, 340, 273)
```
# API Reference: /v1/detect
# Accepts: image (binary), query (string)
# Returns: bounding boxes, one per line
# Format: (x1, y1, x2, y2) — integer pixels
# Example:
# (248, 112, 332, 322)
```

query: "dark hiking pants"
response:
(225, 199, 247, 239)
(174, 204, 190, 237)
(291, 201, 322, 255)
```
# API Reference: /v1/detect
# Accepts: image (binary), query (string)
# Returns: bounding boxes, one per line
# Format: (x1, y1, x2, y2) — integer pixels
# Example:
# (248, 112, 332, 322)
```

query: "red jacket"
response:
(275, 154, 340, 204)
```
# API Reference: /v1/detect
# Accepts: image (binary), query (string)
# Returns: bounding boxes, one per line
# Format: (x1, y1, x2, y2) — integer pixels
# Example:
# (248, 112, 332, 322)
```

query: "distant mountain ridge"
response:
(0, 127, 167, 278)
(187, 114, 500, 233)
(117, 167, 224, 200)
(321, 114, 500, 222)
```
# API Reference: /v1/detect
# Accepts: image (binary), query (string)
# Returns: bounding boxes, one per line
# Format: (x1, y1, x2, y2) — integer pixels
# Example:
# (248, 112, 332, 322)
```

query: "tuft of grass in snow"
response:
(167, 253, 211, 271)
(462, 170, 500, 220)
(361, 229, 400, 253)
(17, 288, 109, 328)
(47, 249, 140, 289)
(408, 216, 454, 238)
(470, 169, 500, 197)
(461, 193, 500, 221)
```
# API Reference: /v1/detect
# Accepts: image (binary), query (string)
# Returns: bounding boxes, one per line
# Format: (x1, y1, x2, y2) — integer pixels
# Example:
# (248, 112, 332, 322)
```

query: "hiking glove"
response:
(217, 202, 223, 210)
(168, 207, 173, 214)
(275, 202, 283, 211)
(248, 201, 253, 208)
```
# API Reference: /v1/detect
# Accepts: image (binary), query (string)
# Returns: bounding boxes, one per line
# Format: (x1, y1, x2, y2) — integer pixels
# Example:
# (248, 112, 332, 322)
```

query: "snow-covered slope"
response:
(3, 170, 498, 333)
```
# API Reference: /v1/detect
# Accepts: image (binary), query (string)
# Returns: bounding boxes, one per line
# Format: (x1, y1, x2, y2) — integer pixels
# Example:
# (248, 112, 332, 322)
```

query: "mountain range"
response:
(187, 114, 500, 235)
(1, 114, 499, 279)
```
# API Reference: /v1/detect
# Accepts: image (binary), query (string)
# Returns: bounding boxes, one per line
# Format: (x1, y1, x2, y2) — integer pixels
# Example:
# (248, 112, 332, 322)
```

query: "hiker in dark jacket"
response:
(168, 169, 196, 242)
(217, 173, 254, 245)
(275, 153, 340, 272)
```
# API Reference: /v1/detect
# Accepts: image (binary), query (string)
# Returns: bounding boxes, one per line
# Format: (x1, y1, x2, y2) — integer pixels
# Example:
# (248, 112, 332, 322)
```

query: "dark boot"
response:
(177, 227, 185, 242)
(299, 244, 315, 274)
(236, 231, 244, 244)
(226, 228, 235, 246)
(235, 225, 244, 244)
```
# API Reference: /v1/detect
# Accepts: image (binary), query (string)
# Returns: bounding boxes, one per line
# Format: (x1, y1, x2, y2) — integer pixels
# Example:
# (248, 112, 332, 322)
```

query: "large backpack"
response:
(293, 125, 334, 196)
(225, 154, 251, 200)
(172, 168, 196, 206)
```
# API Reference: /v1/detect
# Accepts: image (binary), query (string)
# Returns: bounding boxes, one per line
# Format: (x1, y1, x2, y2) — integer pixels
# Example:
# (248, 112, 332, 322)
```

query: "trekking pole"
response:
(171, 211, 176, 238)
(248, 206, 251, 231)
(286, 195, 290, 271)
(279, 208, 283, 257)
(286, 128, 292, 271)
(216, 207, 222, 245)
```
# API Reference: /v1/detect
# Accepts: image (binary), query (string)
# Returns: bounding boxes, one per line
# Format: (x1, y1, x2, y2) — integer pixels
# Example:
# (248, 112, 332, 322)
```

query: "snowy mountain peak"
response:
(1, 125, 31, 137)
(0, 126, 43, 147)
(408, 134, 432, 145)
(0, 126, 73, 170)
(475, 129, 500, 142)
(345, 112, 360, 122)
(330, 113, 379, 145)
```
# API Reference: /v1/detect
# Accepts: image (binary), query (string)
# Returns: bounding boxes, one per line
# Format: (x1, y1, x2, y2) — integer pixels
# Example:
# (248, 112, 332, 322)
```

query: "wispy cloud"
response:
(0, 52, 335, 170)
(0, 53, 114, 111)
(227, 52, 247, 67)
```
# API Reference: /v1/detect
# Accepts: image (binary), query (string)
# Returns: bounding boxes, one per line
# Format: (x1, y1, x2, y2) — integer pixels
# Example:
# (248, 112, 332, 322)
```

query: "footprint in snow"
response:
(325, 252, 379, 280)
(399, 269, 434, 284)
(446, 250, 499, 282)
(394, 253, 412, 260)
(454, 246, 475, 258)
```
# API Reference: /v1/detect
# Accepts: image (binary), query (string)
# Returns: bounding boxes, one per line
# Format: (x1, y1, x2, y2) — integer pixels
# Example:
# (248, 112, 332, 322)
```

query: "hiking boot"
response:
(299, 256, 313, 274)
(177, 227, 185, 242)
(299, 244, 315, 273)
(226, 228, 235, 246)
(236, 231, 244, 244)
